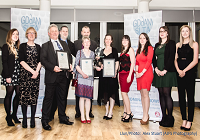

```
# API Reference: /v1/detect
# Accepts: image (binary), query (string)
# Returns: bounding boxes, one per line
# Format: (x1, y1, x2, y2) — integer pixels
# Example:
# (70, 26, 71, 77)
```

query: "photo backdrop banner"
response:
(124, 11, 162, 121)
(11, 8, 50, 118)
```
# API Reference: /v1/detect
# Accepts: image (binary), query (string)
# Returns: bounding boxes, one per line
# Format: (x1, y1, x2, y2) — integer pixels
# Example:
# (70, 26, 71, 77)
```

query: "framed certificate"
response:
(56, 50, 69, 70)
(81, 58, 94, 76)
(103, 59, 115, 77)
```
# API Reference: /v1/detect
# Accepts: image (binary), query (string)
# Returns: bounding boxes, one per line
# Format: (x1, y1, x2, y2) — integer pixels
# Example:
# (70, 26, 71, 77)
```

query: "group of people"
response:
(1, 24, 198, 132)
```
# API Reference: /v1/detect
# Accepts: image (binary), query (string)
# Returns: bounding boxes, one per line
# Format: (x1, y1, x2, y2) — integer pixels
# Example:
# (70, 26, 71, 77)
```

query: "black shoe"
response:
(159, 116, 167, 126)
(162, 116, 174, 127)
(60, 119, 74, 125)
(42, 122, 51, 130)
(123, 114, 132, 123)
(184, 122, 192, 131)
(30, 119, 35, 128)
(180, 126, 185, 130)
(106, 116, 112, 120)
(103, 116, 107, 119)
(11, 114, 21, 123)
(5, 116, 15, 126)
(89, 112, 94, 118)
(22, 121, 27, 128)
(121, 112, 127, 121)
(75, 113, 81, 118)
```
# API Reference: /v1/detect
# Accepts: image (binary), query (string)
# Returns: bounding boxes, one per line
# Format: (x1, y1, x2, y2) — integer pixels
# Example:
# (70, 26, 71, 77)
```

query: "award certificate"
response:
(81, 58, 93, 76)
(56, 51, 69, 70)
(103, 59, 115, 77)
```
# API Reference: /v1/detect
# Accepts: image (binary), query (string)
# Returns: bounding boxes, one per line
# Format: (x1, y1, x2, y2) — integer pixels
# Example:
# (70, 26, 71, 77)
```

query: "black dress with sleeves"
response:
(97, 47, 120, 106)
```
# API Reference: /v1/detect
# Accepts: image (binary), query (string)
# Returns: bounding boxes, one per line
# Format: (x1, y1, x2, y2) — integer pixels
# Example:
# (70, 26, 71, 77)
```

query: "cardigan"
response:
(152, 40, 176, 72)
(1, 44, 18, 78)
(19, 43, 41, 63)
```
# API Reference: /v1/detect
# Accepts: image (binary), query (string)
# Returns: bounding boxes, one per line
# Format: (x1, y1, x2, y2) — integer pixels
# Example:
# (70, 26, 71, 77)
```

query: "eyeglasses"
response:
(27, 32, 35, 35)
(159, 30, 166, 33)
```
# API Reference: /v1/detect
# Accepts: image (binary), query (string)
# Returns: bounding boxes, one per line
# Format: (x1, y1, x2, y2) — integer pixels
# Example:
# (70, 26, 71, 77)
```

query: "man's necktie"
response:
(55, 41, 63, 50)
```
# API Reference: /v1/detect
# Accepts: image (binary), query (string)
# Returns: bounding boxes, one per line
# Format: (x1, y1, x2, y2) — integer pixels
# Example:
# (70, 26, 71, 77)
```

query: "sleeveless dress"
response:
(152, 44, 177, 87)
(1, 45, 20, 86)
(136, 46, 154, 91)
(19, 45, 40, 106)
(119, 53, 134, 92)
(73, 50, 94, 99)
(97, 47, 120, 106)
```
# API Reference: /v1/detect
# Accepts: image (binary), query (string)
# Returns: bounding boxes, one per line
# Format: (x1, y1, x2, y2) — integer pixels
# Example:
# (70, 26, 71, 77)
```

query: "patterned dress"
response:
(73, 49, 94, 99)
(1, 46, 20, 86)
(19, 45, 40, 106)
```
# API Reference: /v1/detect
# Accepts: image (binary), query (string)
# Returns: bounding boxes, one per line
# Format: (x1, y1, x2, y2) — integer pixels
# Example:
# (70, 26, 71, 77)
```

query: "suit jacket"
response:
(40, 40, 72, 84)
(19, 43, 41, 63)
(1, 44, 18, 78)
(152, 40, 176, 72)
(67, 39, 76, 57)
(74, 39, 97, 56)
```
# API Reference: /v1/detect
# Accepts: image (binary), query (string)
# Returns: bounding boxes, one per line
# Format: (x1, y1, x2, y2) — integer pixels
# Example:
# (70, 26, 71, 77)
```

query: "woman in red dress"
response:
(119, 35, 135, 122)
(135, 33, 154, 125)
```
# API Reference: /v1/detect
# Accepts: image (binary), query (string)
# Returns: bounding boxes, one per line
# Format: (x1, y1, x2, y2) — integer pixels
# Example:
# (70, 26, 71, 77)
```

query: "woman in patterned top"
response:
(19, 27, 41, 128)
(1, 28, 21, 126)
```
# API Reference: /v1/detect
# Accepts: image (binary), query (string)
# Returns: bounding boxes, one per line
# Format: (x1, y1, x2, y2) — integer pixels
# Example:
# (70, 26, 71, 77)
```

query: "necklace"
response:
(159, 44, 165, 49)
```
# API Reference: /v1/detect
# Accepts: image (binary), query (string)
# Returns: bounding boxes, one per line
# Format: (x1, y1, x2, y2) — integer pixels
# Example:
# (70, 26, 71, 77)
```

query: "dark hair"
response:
(136, 33, 152, 56)
(104, 33, 113, 47)
(158, 26, 170, 44)
(121, 35, 131, 54)
(60, 25, 68, 31)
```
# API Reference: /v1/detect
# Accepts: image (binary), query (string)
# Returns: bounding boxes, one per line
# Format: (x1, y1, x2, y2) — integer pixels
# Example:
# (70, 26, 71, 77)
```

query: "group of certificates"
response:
(57, 51, 115, 77)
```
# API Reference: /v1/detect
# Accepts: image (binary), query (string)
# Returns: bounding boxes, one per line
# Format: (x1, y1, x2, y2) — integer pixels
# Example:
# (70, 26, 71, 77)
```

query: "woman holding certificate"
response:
(1, 28, 21, 126)
(174, 25, 198, 131)
(74, 37, 101, 124)
(19, 27, 41, 128)
(97, 34, 120, 120)
(119, 35, 135, 122)
(135, 33, 153, 125)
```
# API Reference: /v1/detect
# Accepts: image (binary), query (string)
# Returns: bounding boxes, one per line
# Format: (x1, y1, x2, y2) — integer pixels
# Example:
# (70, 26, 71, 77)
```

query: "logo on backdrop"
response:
(133, 17, 153, 35)
(21, 14, 41, 32)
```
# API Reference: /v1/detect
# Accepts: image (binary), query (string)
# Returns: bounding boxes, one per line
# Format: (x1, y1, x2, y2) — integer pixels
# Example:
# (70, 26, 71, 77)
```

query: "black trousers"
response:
(42, 72, 69, 123)
(50, 73, 72, 118)
(177, 72, 195, 122)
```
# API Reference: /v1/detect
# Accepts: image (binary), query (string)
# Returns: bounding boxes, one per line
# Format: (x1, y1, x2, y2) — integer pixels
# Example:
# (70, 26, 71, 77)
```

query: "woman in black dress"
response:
(97, 34, 120, 120)
(1, 28, 21, 126)
(174, 25, 198, 131)
(19, 27, 41, 128)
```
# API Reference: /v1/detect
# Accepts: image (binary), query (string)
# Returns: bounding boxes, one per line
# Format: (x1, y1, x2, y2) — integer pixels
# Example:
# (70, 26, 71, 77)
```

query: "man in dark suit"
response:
(50, 25, 75, 121)
(41, 24, 74, 130)
(74, 26, 97, 118)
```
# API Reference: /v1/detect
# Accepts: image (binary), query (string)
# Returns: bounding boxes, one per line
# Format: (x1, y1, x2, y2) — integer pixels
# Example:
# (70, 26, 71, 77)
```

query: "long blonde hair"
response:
(179, 25, 194, 48)
(6, 28, 20, 57)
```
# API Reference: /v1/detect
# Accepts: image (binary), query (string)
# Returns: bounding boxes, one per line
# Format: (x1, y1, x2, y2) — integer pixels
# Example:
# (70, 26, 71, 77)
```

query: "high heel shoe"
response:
(11, 114, 21, 123)
(184, 122, 192, 131)
(81, 120, 86, 124)
(22, 121, 27, 128)
(123, 113, 132, 122)
(86, 120, 91, 124)
(106, 116, 112, 120)
(121, 112, 127, 121)
(140, 115, 149, 125)
(5, 116, 15, 126)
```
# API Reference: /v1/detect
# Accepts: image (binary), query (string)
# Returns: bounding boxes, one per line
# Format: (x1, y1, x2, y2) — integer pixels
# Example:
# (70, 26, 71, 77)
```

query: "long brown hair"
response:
(136, 33, 152, 56)
(121, 35, 131, 54)
(6, 28, 20, 57)
(158, 26, 170, 44)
